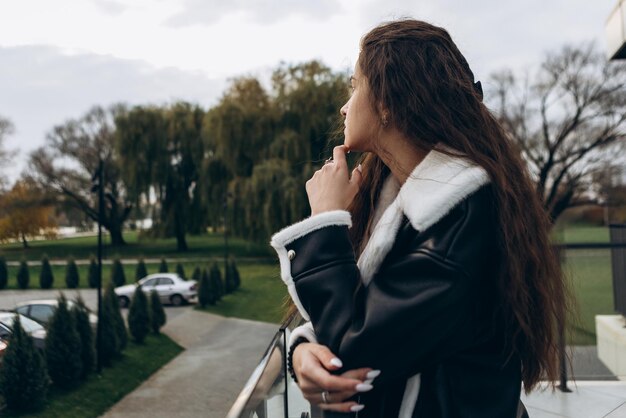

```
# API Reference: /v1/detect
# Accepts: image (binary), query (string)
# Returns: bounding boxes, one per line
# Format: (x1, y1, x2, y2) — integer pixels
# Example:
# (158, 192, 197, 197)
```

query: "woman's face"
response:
(340, 65, 380, 152)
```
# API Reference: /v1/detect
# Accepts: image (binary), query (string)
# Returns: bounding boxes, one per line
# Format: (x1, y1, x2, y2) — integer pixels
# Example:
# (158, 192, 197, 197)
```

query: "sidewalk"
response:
(99, 310, 277, 418)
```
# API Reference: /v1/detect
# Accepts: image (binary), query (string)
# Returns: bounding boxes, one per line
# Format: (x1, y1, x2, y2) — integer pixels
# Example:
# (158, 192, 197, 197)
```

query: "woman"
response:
(270, 19, 569, 417)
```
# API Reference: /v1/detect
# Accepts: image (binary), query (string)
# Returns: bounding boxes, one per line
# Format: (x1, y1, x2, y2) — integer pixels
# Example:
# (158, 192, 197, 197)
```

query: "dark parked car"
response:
(0, 312, 47, 356)
(15, 299, 98, 332)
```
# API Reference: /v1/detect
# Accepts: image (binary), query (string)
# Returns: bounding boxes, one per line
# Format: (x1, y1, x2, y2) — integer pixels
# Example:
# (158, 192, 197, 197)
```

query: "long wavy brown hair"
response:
(285, 19, 571, 393)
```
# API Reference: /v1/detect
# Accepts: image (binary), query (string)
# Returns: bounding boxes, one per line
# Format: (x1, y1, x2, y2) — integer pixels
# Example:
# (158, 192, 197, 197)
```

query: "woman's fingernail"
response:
(356, 383, 373, 392)
(366, 370, 381, 379)
(363, 378, 373, 385)
(330, 358, 343, 368)
(350, 405, 365, 412)
(357, 164, 362, 173)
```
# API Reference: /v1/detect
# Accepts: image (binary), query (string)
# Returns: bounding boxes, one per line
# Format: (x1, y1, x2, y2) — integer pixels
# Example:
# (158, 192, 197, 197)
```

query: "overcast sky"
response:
(0, 0, 617, 181)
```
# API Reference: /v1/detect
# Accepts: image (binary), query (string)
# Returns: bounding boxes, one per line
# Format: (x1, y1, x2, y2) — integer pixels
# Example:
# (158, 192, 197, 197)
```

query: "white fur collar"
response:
(357, 148, 490, 286)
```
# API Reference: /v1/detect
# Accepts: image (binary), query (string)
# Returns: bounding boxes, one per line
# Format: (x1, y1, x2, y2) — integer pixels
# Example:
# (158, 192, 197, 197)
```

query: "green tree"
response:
(28, 105, 132, 246)
(111, 258, 126, 287)
(65, 257, 79, 289)
(88, 256, 99, 288)
(175, 262, 186, 280)
(135, 258, 148, 281)
(45, 294, 82, 388)
(225, 261, 235, 294)
(116, 103, 206, 251)
(39, 255, 54, 289)
(0, 315, 48, 412)
(0, 256, 7, 289)
(16, 259, 29, 289)
(198, 269, 212, 308)
(149, 290, 166, 334)
(104, 282, 127, 354)
(72, 296, 94, 379)
(128, 286, 150, 343)
(158, 258, 168, 273)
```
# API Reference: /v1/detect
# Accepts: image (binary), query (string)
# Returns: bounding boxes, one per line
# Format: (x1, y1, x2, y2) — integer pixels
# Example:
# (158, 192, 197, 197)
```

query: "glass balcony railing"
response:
(226, 312, 322, 418)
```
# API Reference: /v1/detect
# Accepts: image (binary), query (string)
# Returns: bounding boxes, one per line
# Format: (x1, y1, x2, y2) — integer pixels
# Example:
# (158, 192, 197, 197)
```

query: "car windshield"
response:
(1, 314, 44, 333)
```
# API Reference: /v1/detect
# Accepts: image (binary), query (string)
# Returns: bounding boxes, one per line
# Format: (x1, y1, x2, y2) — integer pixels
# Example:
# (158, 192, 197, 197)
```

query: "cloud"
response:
(165, 0, 343, 27)
(90, 0, 128, 15)
(0, 45, 227, 181)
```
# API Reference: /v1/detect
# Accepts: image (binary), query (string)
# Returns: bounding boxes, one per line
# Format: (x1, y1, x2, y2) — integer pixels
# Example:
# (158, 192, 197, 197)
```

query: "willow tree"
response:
(116, 102, 205, 251)
(202, 61, 349, 243)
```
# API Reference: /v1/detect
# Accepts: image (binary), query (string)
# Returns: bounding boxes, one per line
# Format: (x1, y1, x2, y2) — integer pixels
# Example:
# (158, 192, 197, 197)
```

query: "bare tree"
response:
(489, 43, 626, 222)
(28, 105, 132, 246)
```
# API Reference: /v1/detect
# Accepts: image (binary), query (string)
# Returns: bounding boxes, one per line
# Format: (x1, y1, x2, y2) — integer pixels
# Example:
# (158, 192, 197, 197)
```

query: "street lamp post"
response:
(91, 159, 104, 373)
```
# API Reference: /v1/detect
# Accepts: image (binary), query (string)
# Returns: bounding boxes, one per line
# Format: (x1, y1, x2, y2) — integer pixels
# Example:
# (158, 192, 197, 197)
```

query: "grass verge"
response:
(195, 262, 287, 324)
(1, 333, 183, 418)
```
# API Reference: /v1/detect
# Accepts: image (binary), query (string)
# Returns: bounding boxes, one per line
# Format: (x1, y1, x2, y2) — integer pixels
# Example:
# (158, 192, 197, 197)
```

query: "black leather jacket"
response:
(279, 186, 525, 418)
(271, 150, 528, 417)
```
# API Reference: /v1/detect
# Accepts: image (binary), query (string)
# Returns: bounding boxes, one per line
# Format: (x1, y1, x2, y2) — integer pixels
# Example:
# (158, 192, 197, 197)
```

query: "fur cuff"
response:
(270, 210, 352, 321)
(288, 322, 318, 348)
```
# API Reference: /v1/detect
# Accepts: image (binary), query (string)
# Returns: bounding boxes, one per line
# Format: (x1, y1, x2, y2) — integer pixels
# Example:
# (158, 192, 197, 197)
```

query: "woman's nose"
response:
(340, 102, 348, 116)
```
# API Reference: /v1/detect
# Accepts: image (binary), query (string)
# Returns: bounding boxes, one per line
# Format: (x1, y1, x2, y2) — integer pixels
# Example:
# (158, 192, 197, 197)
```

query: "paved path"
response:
(99, 310, 278, 418)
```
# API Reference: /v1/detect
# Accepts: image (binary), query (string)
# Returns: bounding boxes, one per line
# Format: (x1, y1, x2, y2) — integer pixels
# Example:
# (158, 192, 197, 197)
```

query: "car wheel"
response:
(119, 296, 130, 308)
(170, 294, 184, 306)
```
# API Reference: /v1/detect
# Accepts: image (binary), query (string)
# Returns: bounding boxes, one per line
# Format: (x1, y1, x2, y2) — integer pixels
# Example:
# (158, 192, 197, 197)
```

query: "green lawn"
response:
(0, 231, 272, 262)
(196, 262, 288, 324)
(553, 224, 610, 244)
(1, 333, 183, 418)
(565, 248, 616, 345)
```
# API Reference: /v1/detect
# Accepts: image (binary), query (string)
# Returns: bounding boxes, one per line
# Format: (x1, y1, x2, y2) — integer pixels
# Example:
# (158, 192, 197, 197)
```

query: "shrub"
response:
(198, 269, 211, 308)
(0, 315, 48, 412)
(232, 259, 241, 290)
(39, 255, 54, 289)
(99, 287, 119, 367)
(45, 294, 82, 388)
(88, 257, 99, 288)
(0, 256, 8, 289)
(16, 259, 29, 290)
(72, 296, 94, 379)
(128, 286, 150, 343)
(149, 290, 166, 334)
(104, 282, 127, 354)
(176, 262, 186, 280)
(158, 258, 168, 273)
(135, 258, 148, 281)
(192, 266, 201, 282)
(65, 257, 80, 289)
(111, 258, 126, 287)
(212, 264, 223, 301)
(225, 261, 235, 294)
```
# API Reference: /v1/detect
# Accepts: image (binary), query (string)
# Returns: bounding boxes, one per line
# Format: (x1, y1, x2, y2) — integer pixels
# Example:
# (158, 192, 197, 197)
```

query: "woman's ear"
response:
(381, 109, 390, 127)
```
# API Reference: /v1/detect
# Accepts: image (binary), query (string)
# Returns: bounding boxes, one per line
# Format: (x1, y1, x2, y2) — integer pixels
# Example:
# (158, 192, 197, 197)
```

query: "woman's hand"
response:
(292, 342, 380, 413)
(306, 146, 362, 216)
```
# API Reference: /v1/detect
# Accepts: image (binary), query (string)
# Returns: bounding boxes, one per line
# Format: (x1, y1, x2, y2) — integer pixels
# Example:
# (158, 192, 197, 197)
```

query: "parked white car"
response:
(114, 273, 197, 308)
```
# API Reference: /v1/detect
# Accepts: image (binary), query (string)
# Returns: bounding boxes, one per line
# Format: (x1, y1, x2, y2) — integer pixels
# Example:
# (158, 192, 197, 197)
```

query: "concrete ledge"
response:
(596, 315, 626, 380)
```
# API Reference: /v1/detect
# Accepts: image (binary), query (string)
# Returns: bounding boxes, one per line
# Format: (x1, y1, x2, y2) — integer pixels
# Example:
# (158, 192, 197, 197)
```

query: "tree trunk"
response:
(109, 226, 126, 247)
(21, 232, 29, 249)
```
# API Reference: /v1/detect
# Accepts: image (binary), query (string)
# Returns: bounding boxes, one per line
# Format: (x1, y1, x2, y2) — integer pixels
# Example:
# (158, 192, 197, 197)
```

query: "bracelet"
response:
(287, 337, 309, 383)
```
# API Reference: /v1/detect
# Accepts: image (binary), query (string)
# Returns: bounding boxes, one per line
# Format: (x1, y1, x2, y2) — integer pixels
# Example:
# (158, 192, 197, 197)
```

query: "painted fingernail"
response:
(366, 370, 381, 379)
(355, 383, 373, 392)
(357, 164, 362, 173)
(350, 405, 365, 412)
(330, 358, 343, 368)
(363, 378, 373, 385)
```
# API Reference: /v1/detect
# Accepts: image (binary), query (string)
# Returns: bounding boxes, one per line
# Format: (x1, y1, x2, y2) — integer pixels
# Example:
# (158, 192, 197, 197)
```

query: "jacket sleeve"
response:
(271, 210, 483, 384)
